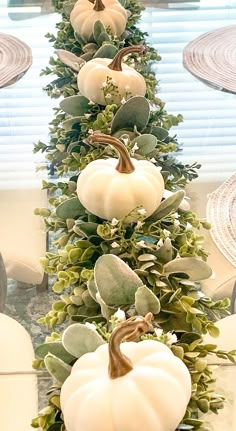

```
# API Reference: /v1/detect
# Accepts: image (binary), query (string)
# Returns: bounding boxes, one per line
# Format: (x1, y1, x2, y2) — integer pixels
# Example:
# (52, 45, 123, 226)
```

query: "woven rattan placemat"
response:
(183, 25, 236, 94)
(0, 33, 32, 88)
(207, 174, 236, 268)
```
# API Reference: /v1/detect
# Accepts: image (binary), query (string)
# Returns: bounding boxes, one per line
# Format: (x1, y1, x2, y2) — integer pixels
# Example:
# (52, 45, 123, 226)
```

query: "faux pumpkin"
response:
(61, 313, 192, 431)
(77, 133, 164, 221)
(70, 0, 128, 41)
(77, 45, 147, 105)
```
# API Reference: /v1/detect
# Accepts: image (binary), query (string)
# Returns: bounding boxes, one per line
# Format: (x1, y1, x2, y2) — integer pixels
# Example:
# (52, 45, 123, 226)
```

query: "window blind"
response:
(140, 4, 236, 181)
(0, 11, 58, 189)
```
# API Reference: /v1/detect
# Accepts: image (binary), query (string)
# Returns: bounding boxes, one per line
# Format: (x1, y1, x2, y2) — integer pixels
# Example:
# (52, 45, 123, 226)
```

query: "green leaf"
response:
(62, 323, 105, 358)
(207, 324, 220, 338)
(163, 257, 212, 281)
(62, 2, 75, 17)
(111, 96, 150, 134)
(83, 43, 98, 53)
(44, 354, 71, 384)
(80, 52, 94, 62)
(56, 197, 85, 219)
(87, 276, 98, 301)
(155, 238, 173, 263)
(98, 31, 110, 46)
(94, 254, 143, 306)
(150, 126, 169, 141)
(48, 424, 64, 431)
(56, 49, 85, 72)
(61, 116, 82, 131)
(93, 20, 106, 44)
(73, 221, 98, 237)
(60, 95, 90, 116)
(132, 134, 157, 156)
(35, 342, 75, 364)
(148, 190, 185, 221)
(135, 285, 160, 316)
(94, 43, 118, 59)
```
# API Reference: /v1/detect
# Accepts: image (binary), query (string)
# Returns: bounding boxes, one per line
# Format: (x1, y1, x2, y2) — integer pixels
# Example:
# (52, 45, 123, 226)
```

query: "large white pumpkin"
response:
(77, 133, 164, 221)
(70, 0, 128, 40)
(77, 45, 146, 105)
(61, 313, 191, 431)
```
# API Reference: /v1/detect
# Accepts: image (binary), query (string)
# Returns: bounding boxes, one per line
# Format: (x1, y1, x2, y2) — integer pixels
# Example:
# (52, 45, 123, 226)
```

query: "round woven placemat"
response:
(0, 33, 32, 88)
(207, 174, 236, 268)
(183, 25, 236, 94)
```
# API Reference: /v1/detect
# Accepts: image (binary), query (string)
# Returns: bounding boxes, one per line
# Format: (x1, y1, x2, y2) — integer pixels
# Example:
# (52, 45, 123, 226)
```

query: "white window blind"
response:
(1, 5, 235, 188)
(0, 11, 58, 189)
(140, 4, 236, 181)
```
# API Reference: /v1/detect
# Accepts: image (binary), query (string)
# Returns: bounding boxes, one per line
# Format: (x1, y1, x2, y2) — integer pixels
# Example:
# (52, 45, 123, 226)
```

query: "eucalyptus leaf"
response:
(94, 43, 118, 59)
(155, 238, 173, 263)
(148, 190, 185, 221)
(135, 285, 160, 316)
(60, 95, 90, 116)
(48, 424, 64, 431)
(111, 97, 150, 134)
(94, 254, 143, 306)
(56, 49, 85, 72)
(151, 126, 169, 141)
(44, 354, 71, 384)
(35, 342, 75, 364)
(132, 134, 157, 156)
(61, 117, 82, 131)
(163, 257, 212, 281)
(80, 52, 94, 62)
(63, 2, 75, 17)
(93, 20, 106, 44)
(62, 323, 105, 358)
(87, 277, 98, 301)
(73, 221, 98, 237)
(97, 31, 110, 46)
(83, 43, 98, 53)
(56, 197, 85, 219)
(96, 292, 116, 320)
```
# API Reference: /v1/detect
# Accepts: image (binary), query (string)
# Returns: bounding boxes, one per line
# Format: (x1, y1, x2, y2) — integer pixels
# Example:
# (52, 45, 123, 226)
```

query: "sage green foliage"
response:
(33, 1, 235, 430)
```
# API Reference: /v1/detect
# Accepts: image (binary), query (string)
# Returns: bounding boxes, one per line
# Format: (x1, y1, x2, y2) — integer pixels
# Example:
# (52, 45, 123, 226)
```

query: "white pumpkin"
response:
(70, 0, 128, 40)
(61, 313, 192, 431)
(77, 45, 146, 105)
(77, 133, 164, 221)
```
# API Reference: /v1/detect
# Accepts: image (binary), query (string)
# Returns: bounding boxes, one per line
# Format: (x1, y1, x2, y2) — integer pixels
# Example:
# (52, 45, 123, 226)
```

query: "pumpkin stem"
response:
(108, 45, 146, 72)
(108, 313, 154, 379)
(89, 133, 135, 174)
(93, 0, 105, 11)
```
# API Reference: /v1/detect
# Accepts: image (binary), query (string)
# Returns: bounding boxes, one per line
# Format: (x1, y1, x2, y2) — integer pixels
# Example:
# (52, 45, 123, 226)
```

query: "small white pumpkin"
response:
(70, 0, 128, 41)
(61, 313, 192, 431)
(77, 45, 146, 105)
(77, 133, 164, 221)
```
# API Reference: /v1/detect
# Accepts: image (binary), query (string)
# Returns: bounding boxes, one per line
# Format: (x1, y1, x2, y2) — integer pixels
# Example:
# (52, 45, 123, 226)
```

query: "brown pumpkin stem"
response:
(93, 0, 105, 11)
(89, 132, 135, 174)
(108, 313, 154, 379)
(108, 45, 146, 72)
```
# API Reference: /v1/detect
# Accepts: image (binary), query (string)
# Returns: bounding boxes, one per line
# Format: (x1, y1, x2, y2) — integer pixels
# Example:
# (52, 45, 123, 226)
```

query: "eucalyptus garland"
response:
(32, 1, 235, 430)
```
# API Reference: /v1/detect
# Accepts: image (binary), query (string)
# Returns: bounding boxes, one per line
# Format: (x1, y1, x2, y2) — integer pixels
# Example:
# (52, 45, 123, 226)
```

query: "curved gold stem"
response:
(89, 132, 135, 174)
(108, 313, 154, 379)
(108, 45, 146, 72)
